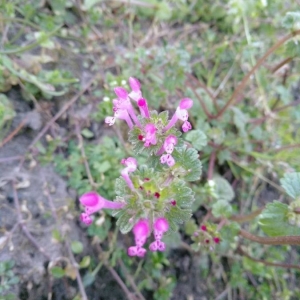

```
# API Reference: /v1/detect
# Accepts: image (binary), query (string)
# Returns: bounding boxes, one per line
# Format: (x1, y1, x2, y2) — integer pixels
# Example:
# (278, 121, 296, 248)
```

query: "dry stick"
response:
(75, 122, 98, 188)
(19, 75, 98, 167)
(118, 259, 146, 300)
(237, 246, 300, 271)
(186, 73, 218, 112)
(105, 264, 137, 300)
(207, 151, 216, 180)
(239, 229, 300, 245)
(271, 56, 293, 74)
(12, 182, 51, 260)
(0, 116, 28, 148)
(0, 156, 22, 163)
(213, 29, 300, 119)
(271, 143, 300, 153)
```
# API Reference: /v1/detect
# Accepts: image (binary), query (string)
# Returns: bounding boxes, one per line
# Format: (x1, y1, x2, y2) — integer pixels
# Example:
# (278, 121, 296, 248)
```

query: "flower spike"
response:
(79, 192, 124, 225)
(160, 154, 175, 167)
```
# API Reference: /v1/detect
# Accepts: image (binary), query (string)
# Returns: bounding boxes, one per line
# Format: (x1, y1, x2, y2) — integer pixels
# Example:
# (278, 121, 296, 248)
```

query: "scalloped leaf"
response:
(184, 129, 207, 151)
(214, 175, 235, 202)
(165, 206, 192, 231)
(258, 201, 300, 237)
(280, 172, 300, 199)
(171, 180, 195, 208)
(212, 200, 233, 218)
(116, 210, 135, 234)
(172, 146, 202, 181)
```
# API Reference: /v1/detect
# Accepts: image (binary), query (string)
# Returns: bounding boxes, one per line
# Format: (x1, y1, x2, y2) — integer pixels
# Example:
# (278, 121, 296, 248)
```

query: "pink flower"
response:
(160, 154, 175, 167)
(121, 157, 138, 190)
(79, 191, 124, 225)
(128, 77, 142, 101)
(182, 121, 192, 133)
(164, 98, 193, 132)
(137, 98, 150, 118)
(114, 87, 128, 100)
(144, 124, 157, 147)
(163, 135, 177, 154)
(105, 116, 115, 126)
(149, 218, 169, 252)
(128, 219, 150, 258)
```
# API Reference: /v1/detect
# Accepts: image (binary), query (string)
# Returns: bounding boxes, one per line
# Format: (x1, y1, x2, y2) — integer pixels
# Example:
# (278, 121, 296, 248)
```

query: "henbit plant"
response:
(79, 77, 203, 257)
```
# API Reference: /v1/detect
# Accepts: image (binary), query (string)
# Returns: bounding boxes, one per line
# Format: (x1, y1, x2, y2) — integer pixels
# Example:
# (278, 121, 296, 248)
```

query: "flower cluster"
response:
(79, 77, 201, 258)
(192, 224, 221, 251)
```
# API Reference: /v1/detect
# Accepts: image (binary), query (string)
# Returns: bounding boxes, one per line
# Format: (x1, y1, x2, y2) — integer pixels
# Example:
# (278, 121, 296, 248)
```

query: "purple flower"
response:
(79, 191, 124, 225)
(149, 218, 169, 252)
(144, 124, 157, 147)
(128, 77, 142, 101)
(137, 98, 150, 118)
(160, 154, 175, 167)
(164, 98, 193, 132)
(121, 157, 138, 190)
(182, 121, 192, 133)
(163, 135, 177, 154)
(128, 219, 150, 257)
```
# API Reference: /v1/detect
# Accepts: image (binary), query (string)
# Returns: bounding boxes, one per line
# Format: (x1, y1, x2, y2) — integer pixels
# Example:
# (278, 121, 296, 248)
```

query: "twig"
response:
(214, 29, 300, 119)
(0, 156, 22, 163)
(237, 246, 300, 271)
(239, 229, 300, 245)
(207, 151, 216, 180)
(105, 264, 137, 300)
(12, 182, 50, 260)
(65, 242, 88, 300)
(118, 259, 146, 300)
(0, 117, 28, 148)
(75, 122, 98, 188)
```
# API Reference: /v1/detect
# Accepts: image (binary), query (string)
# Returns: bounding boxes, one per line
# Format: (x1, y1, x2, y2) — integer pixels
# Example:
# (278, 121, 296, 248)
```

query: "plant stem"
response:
(207, 151, 216, 180)
(237, 246, 300, 271)
(239, 229, 300, 245)
(230, 207, 264, 223)
(213, 29, 300, 119)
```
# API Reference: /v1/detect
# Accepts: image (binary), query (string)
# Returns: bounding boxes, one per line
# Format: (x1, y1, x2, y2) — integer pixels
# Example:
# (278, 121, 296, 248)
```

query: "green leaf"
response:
(83, 0, 103, 10)
(71, 241, 84, 254)
(214, 175, 235, 202)
(212, 200, 233, 218)
(50, 266, 65, 278)
(220, 222, 240, 243)
(156, 2, 172, 20)
(172, 145, 202, 181)
(94, 161, 111, 173)
(259, 201, 300, 237)
(81, 128, 94, 138)
(282, 11, 300, 30)
(280, 172, 300, 199)
(184, 129, 207, 151)
(80, 256, 91, 268)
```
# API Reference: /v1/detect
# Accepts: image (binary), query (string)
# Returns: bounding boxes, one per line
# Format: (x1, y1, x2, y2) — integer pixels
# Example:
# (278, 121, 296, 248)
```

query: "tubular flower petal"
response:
(129, 77, 142, 101)
(144, 124, 157, 147)
(179, 98, 193, 110)
(121, 157, 138, 190)
(129, 77, 141, 92)
(137, 98, 150, 118)
(163, 135, 178, 154)
(79, 192, 124, 225)
(128, 219, 150, 257)
(164, 98, 193, 132)
(105, 116, 116, 126)
(182, 121, 192, 132)
(149, 218, 169, 252)
(115, 109, 133, 129)
(114, 87, 128, 100)
(160, 154, 175, 167)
